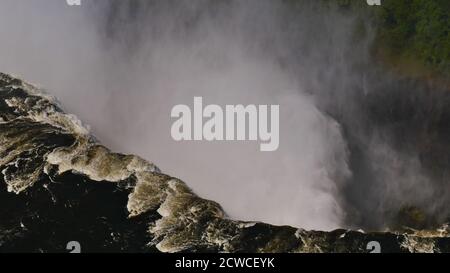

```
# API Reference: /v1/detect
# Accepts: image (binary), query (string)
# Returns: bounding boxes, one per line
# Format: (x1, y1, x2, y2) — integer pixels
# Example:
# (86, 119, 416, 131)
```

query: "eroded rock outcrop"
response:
(0, 72, 449, 253)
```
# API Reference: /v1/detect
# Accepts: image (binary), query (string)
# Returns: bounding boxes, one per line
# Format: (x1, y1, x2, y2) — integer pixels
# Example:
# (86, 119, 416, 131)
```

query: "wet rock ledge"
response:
(0, 72, 449, 253)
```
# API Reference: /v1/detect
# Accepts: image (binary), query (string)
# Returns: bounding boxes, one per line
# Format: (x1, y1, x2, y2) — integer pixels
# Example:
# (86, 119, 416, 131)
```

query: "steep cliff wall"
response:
(1, 73, 449, 253)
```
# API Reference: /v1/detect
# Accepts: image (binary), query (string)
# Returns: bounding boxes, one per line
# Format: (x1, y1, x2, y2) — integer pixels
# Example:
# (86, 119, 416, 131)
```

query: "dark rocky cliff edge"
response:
(0, 72, 449, 253)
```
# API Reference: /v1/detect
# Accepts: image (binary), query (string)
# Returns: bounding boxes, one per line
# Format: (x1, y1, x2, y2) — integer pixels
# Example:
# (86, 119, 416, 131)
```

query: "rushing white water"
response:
(0, 0, 356, 230)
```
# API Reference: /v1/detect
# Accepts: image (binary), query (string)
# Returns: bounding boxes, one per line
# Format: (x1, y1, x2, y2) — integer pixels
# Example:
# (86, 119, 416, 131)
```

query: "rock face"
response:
(0, 72, 449, 253)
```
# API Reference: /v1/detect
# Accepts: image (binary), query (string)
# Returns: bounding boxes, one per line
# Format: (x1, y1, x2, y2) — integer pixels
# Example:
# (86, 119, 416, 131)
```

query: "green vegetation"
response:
(376, 0, 449, 77)
(287, 0, 449, 80)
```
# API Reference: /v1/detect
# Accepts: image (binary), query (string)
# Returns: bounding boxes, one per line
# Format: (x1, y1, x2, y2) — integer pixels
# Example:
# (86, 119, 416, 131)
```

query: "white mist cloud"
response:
(0, 0, 370, 230)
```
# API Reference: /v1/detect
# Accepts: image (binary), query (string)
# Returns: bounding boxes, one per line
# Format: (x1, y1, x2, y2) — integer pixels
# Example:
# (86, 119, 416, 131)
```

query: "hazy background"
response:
(0, 0, 448, 231)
